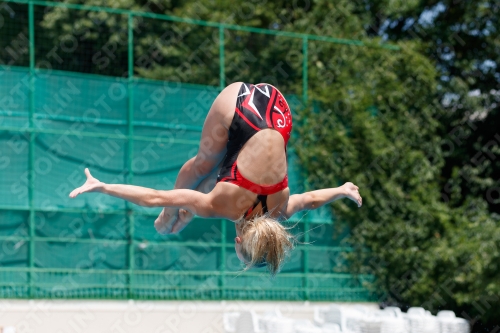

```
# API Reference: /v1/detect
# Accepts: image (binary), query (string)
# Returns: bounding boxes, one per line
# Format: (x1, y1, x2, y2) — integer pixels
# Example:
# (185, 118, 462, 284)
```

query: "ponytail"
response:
(238, 214, 295, 277)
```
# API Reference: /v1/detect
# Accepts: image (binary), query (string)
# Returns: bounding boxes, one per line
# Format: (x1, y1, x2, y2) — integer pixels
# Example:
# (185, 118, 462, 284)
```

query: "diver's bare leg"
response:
(155, 83, 243, 233)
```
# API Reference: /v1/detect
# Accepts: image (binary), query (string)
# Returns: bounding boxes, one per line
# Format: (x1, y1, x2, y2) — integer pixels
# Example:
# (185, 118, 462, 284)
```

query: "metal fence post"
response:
(28, 0, 36, 299)
(302, 37, 308, 103)
(302, 36, 310, 300)
(127, 13, 135, 299)
(303, 219, 310, 300)
(220, 219, 226, 298)
(219, 25, 225, 91)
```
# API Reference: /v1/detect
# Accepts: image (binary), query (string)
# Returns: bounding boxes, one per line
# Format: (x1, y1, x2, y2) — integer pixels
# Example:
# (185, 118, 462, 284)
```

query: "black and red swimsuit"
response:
(217, 83, 292, 215)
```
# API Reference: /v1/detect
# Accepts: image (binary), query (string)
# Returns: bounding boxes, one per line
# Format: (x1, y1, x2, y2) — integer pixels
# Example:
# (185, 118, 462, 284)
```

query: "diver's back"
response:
(236, 129, 287, 186)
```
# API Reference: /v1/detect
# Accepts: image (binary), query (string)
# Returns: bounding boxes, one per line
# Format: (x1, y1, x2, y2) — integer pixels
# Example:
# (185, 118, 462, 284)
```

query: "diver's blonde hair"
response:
(238, 214, 295, 277)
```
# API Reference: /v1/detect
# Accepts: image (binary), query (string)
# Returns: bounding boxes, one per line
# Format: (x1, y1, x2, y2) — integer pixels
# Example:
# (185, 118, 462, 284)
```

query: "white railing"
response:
(223, 305, 470, 333)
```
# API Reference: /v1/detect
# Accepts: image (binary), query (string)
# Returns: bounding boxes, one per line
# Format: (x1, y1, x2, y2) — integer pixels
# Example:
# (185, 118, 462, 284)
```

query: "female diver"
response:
(70, 82, 362, 276)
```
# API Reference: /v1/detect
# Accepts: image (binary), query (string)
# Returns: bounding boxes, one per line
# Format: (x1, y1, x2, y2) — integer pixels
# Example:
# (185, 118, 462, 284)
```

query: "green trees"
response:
(367, 0, 500, 214)
(294, 1, 500, 331)
(296, 42, 500, 330)
(361, 1, 500, 330)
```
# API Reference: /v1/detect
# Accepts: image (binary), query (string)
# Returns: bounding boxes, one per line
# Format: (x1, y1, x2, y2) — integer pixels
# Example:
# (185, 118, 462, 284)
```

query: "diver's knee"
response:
(193, 156, 216, 178)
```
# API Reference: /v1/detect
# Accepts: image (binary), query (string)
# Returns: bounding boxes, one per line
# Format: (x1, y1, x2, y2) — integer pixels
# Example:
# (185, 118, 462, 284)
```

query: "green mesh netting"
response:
(0, 0, 373, 301)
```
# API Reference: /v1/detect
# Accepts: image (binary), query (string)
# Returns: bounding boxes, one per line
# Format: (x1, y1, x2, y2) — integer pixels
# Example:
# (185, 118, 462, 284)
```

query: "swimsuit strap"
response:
(244, 195, 268, 218)
(257, 195, 268, 213)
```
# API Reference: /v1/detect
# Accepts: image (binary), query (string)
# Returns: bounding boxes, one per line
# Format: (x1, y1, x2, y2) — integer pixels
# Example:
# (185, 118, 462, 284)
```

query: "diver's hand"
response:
(342, 182, 362, 207)
(69, 168, 104, 198)
(154, 208, 194, 235)
(154, 207, 179, 234)
(170, 209, 194, 234)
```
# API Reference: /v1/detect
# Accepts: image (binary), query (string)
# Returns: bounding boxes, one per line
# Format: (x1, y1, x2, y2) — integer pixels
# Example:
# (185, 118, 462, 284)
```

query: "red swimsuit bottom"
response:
(216, 83, 293, 198)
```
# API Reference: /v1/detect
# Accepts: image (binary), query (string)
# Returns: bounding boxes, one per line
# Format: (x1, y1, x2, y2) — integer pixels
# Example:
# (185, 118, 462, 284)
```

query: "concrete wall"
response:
(0, 300, 378, 333)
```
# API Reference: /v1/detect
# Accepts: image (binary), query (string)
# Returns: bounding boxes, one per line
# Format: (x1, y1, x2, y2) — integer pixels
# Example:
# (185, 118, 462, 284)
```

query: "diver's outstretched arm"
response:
(284, 182, 362, 218)
(155, 161, 221, 234)
(69, 168, 218, 218)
